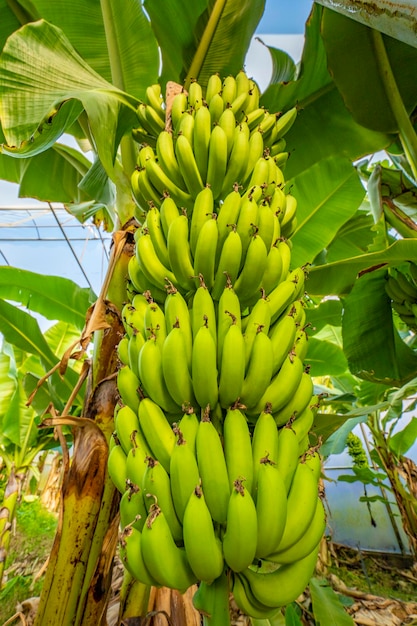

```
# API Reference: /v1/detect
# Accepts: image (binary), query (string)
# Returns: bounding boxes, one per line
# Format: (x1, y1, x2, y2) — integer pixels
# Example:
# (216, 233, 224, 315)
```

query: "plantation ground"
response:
(1, 502, 417, 625)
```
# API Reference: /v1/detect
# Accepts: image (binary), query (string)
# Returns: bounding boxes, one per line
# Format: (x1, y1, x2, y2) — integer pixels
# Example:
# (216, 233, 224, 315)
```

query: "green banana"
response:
(236, 195, 259, 262)
(275, 424, 301, 494)
(119, 525, 161, 587)
(117, 335, 130, 366)
(208, 92, 225, 124)
(206, 124, 228, 200)
(222, 478, 258, 572)
(177, 110, 195, 144)
(115, 404, 140, 455)
(145, 157, 194, 209)
(138, 334, 178, 414)
(191, 317, 219, 410)
(120, 482, 147, 532)
(156, 130, 187, 191)
(169, 428, 200, 523)
(232, 573, 280, 620)
(267, 277, 299, 324)
(143, 298, 167, 347)
(220, 122, 251, 198)
(175, 133, 205, 199)
(164, 286, 193, 368)
(125, 435, 151, 490)
(191, 280, 217, 343)
(170, 91, 188, 130)
(142, 456, 183, 542)
(251, 405, 279, 494)
(131, 166, 161, 209)
(162, 319, 197, 409)
(190, 185, 214, 256)
(242, 130, 264, 185)
(216, 186, 242, 253)
(240, 544, 319, 609)
(107, 443, 128, 493)
(196, 410, 230, 523)
(160, 195, 180, 239)
(268, 310, 299, 376)
(275, 106, 298, 139)
(252, 352, 304, 416)
(128, 255, 168, 303)
(257, 200, 277, 252)
(218, 315, 246, 409)
(135, 230, 178, 291)
(223, 406, 254, 493)
(177, 406, 199, 454)
(193, 215, 219, 291)
(205, 72, 222, 103)
(193, 104, 212, 183)
(216, 283, 242, 364)
(268, 496, 325, 565)
(221, 75, 237, 105)
(145, 84, 165, 120)
(234, 234, 268, 306)
(117, 365, 140, 414)
(261, 241, 284, 295)
(274, 370, 314, 426)
(183, 484, 224, 583)
(141, 503, 197, 592)
(188, 79, 203, 109)
(240, 327, 274, 410)
(255, 458, 287, 558)
(167, 214, 196, 292)
(138, 397, 176, 473)
(242, 295, 272, 369)
(211, 227, 243, 300)
(218, 107, 237, 158)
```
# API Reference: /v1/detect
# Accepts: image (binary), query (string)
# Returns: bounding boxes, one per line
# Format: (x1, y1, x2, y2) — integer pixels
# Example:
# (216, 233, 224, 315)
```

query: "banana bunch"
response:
(385, 264, 417, 331)
(109, 71, 326, 620)
(109, 394, 324, 608)
(129, 184, 298, 305)
(130, 71, 296, 211)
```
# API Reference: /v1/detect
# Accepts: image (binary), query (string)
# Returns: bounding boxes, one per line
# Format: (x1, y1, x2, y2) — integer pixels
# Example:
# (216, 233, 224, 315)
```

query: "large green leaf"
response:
(1, 374, 38, 449)
(261, 5, 390, 178)
(309, 577, 355, 626)
(305, 338, 348, 377)
(305, 299, 343, 332)
(0, 143, 93, 203)
(258, 38, 297, 86)
(321, 8, 417, 133)
(145, 0, 265, 88)
(389, 417, 417, 457)
(289, 156, 366, 267)
(307, 238, 417, 296)
(44, 321, 84, 358)
(0, 0, 22, 50)
(0, 352, 17, 419)
(325, 211, 377, 264)
(0, 267, 95, 329)
(0, 20, 139, 178)
(0, 0, 159, 100)
(342, 270, 417, 386)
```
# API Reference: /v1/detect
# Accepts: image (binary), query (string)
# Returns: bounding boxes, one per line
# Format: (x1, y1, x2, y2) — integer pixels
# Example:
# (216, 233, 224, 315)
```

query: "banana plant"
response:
(0, 1, 417, 624)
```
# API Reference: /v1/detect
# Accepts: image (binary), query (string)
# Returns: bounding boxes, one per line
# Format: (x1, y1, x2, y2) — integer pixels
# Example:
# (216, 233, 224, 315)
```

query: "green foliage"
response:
(309, 577, 355, 625)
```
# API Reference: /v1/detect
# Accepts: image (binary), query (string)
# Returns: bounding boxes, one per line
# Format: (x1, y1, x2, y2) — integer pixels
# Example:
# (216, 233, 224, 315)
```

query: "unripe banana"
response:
(242, 295, 272, 368)
(251, 352, 304, 415)
(191, 280, 217, 342)
(275, 106, 298, 139)
(135, 230, 178, 291)
(257, 201, 277, 252)
(125, 433, 151, 489)
(115, 404, 141, 455)
(145, 157, 194, 210)
(234, 233, 268, 306)
(138, 397, 176, 473)
(274, 424, 300, 494)
(191, 315, 218, 411)
(246, 107, 266, 131)
(232, 573, 280, 620)
(175, 133, 205, 199)
(205, 72, 222, 103)
(235, 69, 250, 98)
(193, 104, 212, 183)
(162, 319, 197, 409)
(396, 270, 417, 299)
(142, 456, 182, 542)
(255, 458, 287, 558)
(138, 334, 178, 413)
(193, 215, 219, 291)
(206, 124, 228, 200)
(131, 166, 161, 209)
(177, 406, 199, 454)
(119, 525, 161, 587)
(183, 484, 224, 583)
(268, 309, 298, 376)
(261, 241, 284, 296)
(137, 144, 156, 168)
(196, 410, 230, 523)
(208, 92, 225, 124)
(223, 406, 254, 493)
(117, 335, 130, 366)
(290, 403, 315, 444)
(274, 455, 320, 553)
(222, 75, 237, 105)
(177, 110, 195, 144)
(156, 130, 187, 191)
(169, 428, 200, 523)
(141, 503, 197, 592)
(170, 91, 188, 130)
(218, 106, 236, 159)
(167, 214, 196, 292)
(212, 227, 243, 300)
(188, 79, 203, 109)
(236, 195, 259, 262)
(267, 277, 299, 325)
(274, 370, 314, 426)
(241, 327, 274, 410)
(144, 101, 166, 135)
(117, 365, 140, 413)
(218, 315, 246, 408)
(143, 298, 167, 347)
(189, 186, 214, 256)
(128, 255, 167, 303)
(242, 130, 264, 185)
(160, 195, 180, 239)
(246, 79, 261, 113)
(217, 283, 242, 364)
(230, 90, 250, 121)
(222, 478, 258, 572)
(108, 443, 128, 493)
(164, 286, 193, 367)
(251, 405, 279, 494)
(240, 544, 319, 609)
(220, 122, 251, 198)
(268, 496, 325, 564)
(120, 481, 147, 531)
(127, 329, 145, 378)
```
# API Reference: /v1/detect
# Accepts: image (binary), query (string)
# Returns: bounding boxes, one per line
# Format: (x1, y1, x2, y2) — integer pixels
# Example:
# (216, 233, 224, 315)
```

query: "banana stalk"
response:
(0, 467, 24, 589)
